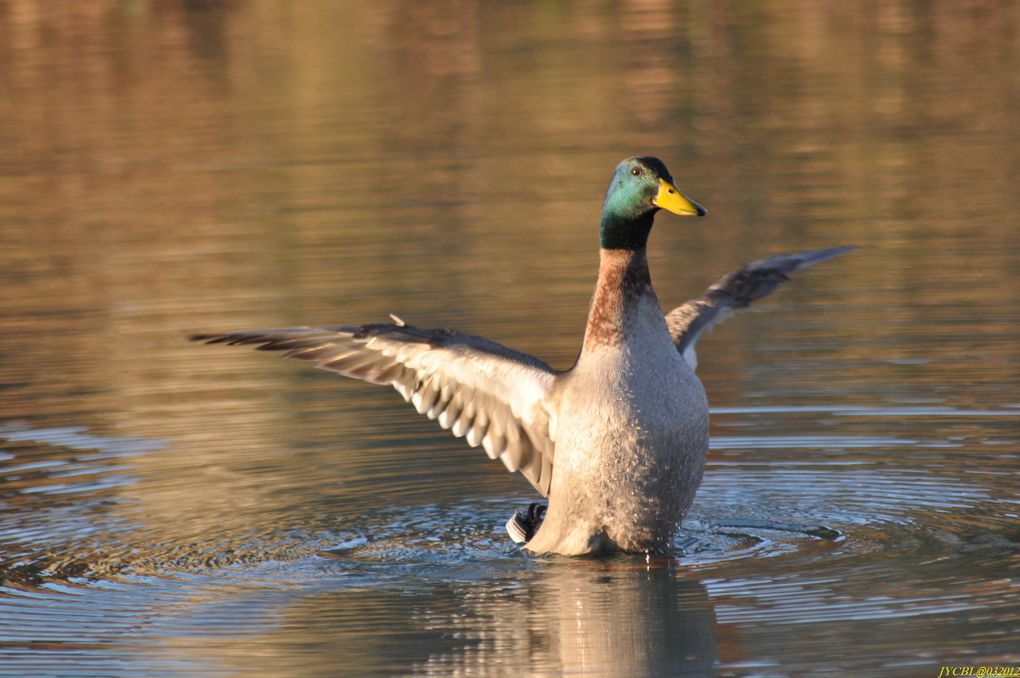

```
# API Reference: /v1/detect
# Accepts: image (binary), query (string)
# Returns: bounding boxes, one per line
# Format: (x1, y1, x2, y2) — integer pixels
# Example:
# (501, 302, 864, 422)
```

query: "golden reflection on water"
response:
(1, 0, 1020, 674)
(175, 559, 717, 677)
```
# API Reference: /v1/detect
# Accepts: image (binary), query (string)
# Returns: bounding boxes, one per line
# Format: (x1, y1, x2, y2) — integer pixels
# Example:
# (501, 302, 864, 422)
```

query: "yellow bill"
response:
(653, 178, 707, 216)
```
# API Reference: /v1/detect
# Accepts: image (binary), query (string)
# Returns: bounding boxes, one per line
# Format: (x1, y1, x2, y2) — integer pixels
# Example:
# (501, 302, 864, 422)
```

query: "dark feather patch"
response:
(667, 246, 854, 358)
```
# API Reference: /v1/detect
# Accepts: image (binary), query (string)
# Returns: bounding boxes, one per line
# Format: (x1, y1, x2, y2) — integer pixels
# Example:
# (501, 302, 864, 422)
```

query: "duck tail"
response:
(505, 503, 547, 545)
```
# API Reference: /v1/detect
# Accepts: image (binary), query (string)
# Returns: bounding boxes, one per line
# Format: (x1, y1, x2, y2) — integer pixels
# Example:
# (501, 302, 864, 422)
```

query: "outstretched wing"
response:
(191, 322, 559, 496)
(667, 246, 853, 369)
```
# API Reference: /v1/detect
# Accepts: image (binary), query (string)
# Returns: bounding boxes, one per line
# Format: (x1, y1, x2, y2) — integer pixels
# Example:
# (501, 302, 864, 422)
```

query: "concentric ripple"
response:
(2, 401, 1019, 674)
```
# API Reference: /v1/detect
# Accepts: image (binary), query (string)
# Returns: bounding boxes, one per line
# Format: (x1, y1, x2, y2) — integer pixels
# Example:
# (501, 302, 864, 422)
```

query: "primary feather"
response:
(666, 246, 854, 369)
(192, 324, 559, 496)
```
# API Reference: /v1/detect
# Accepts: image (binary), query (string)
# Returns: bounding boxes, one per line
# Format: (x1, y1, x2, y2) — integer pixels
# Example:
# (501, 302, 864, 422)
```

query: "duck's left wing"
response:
(191, 322, 559, 496)
(666, 246, 853, 370)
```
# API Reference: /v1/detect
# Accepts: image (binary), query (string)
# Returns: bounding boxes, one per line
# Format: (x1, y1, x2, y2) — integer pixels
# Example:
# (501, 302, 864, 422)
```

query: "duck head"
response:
(599, 157, 706, 250)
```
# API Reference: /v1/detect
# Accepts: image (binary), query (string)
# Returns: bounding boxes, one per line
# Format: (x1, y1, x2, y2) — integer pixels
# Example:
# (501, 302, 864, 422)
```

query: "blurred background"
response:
(0, 1, 1018, 675)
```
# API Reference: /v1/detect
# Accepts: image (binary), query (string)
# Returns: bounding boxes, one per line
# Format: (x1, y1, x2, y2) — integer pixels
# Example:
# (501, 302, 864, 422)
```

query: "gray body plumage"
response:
(526, 250, 709, 554)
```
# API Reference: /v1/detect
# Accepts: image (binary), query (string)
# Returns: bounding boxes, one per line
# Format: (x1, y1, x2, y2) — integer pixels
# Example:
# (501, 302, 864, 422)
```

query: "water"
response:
(1, 2, 1019, 675)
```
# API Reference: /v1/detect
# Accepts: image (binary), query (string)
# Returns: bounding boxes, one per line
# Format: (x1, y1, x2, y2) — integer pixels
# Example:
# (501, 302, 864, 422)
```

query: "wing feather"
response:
(192, 322, 560, 496)
(667, 246, 853, 369)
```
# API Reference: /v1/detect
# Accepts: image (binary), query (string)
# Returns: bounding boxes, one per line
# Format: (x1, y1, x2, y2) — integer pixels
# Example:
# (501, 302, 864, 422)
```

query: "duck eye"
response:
(630, 167, 641, 176)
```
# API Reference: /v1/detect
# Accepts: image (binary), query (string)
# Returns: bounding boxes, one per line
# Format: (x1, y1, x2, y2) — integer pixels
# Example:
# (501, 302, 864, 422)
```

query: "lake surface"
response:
(1, 2, 1019, 675)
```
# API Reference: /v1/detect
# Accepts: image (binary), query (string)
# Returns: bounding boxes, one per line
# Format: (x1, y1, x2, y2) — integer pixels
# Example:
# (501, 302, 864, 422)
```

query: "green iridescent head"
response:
(599, 157, 706, 250)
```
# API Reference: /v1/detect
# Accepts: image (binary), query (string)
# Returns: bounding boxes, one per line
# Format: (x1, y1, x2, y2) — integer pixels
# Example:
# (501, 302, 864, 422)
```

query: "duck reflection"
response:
(415, 558, 717, 675)
(197, 556, 718, 676)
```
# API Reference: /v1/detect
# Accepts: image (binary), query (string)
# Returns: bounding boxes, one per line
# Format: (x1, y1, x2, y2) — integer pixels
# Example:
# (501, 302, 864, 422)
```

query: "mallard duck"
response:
(192, 157, 850, 556)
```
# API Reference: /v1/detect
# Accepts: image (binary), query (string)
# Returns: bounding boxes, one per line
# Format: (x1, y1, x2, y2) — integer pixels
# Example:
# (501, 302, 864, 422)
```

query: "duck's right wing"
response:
(191, 322, 559, 496)
(667, 246, 853, 369)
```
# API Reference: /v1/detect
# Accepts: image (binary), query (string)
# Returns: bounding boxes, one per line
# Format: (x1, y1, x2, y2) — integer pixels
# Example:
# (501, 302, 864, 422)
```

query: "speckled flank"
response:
(583, 248, 655, 351)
